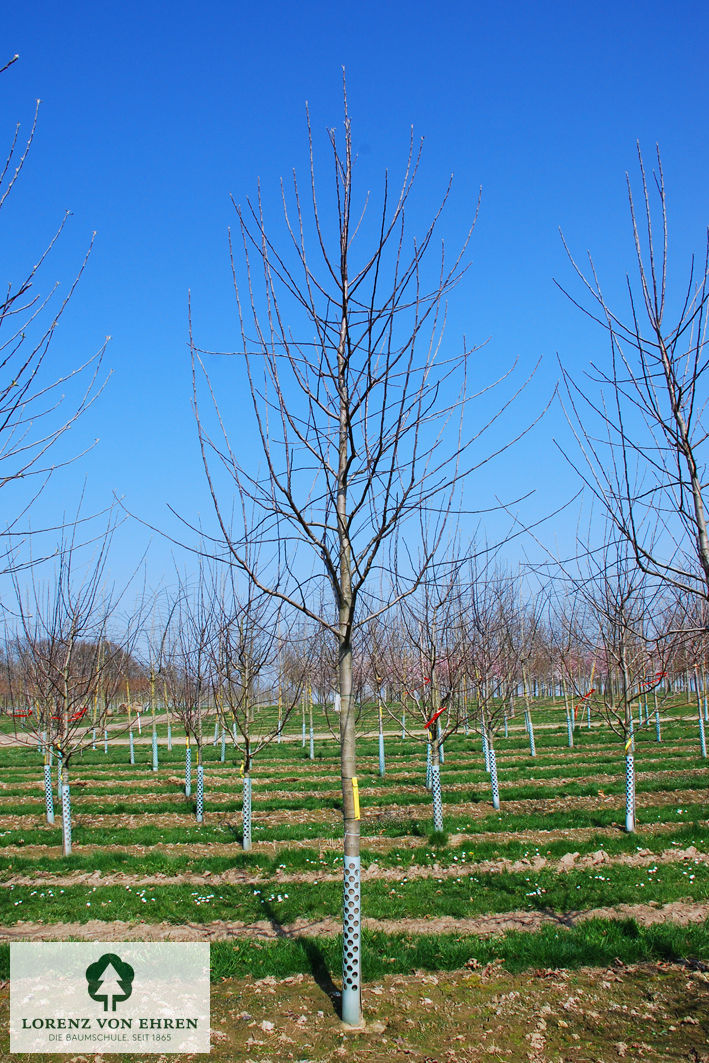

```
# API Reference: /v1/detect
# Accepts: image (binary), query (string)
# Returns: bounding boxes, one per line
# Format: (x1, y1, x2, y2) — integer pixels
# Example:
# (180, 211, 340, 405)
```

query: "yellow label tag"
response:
(185, 736, 190, 748)
(352, 777, 360, 820)
(625, 736, 633, 753)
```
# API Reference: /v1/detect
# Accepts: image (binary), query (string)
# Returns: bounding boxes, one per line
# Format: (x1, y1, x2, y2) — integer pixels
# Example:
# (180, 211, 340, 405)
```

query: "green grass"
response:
(0, 917, 704, 983)
(1, 859, 706, 926)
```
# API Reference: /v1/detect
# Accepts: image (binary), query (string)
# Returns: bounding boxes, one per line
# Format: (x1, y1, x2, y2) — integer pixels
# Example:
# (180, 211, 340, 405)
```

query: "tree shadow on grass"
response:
(261, 897, 342, 1019)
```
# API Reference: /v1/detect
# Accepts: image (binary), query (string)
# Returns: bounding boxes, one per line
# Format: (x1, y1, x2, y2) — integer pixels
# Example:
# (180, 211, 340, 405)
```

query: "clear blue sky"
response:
(2, 0, 708, 593)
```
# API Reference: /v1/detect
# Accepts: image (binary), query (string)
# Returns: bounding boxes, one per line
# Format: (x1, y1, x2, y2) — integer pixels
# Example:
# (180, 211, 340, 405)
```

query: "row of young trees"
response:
(3, 533, 708, 856)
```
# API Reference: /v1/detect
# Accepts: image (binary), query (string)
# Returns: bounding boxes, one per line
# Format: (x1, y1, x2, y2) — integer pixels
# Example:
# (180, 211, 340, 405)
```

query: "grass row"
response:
(2, 859, 707, 926)
(0, 917, 706, 983)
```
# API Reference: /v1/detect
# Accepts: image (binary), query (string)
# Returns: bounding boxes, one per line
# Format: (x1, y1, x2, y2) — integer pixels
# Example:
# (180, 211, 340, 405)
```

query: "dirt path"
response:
(1, 898, 706, 943)
(1, 844, 705, 889)
(1, 784, 707, 833)
(1, 816, 706, 860)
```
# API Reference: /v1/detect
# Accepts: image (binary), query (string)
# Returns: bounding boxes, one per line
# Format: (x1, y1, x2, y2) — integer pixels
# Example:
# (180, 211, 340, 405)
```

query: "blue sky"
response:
(2, 0, 708, 594)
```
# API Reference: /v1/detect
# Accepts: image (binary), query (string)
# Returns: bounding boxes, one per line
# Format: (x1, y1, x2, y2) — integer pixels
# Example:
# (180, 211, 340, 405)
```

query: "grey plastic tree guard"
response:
(152, 728, 158, 772)
(43, 764, 54, 825)
(655, 705, 662, 742)
(309, 724, 314, 761)
(378, 716, 385, 777)
(341, 855, 361, 1027)
(425, 739, 432, 789)
(220, 731, 226, 762)
(129, 730, 135, 766)
(242, 775, 252, 851)
(196, 764, 204, 823)
(167, 722, 172, 751)
(566, 709, 574, 748)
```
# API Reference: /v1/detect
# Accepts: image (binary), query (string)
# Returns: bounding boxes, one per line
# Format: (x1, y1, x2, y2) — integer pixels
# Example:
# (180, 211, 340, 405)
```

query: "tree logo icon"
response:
(85, 953, 135, 1011)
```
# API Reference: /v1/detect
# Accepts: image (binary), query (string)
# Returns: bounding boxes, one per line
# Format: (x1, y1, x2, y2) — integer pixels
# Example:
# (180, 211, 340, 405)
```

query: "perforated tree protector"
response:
(196, 765, 204, 822)
(185, 745, 192, 797)
(625, 753, 635, 832)
(61, 784, 72, 855)
(699, 709, 707, 758)
(43, 764, 54, 824)
(243, 776, 252, 850)
(430, 764, 443, 832)
(152, 729, 159, 771)
(489, 746, 500, 811)
(527, 714, 536, 757)
(342, 855, 361, 1025)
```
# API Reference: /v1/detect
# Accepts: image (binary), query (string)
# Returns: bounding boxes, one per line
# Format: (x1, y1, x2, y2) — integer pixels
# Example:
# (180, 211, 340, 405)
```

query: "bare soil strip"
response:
(2, 844, 706, 889)
(1, 899, 706, 943)
(1, 784, 707, 832)
(1, 816, 706, 860)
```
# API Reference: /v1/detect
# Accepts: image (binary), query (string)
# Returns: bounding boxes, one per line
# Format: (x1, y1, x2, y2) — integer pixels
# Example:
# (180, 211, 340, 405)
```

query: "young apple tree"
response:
(188, 82, 536, 1025)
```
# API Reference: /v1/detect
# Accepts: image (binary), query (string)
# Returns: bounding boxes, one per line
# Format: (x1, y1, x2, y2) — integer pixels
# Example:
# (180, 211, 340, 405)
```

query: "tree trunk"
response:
(339, 632, 362, 1027)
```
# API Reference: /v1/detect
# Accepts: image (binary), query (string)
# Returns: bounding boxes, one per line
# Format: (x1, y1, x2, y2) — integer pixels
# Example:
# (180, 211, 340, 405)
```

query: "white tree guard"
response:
(152, 729, 158, 772)
(43, 764, 54, 825)
(655, 707, 662, 742)
(401, 711, 406, 740)
(489, 746, 500, 811)
(430, 764, 443, 832)
(167, 722, 172, 751)
(625, 753, 635, 832)
(309, 726, 315, 760)
(566, 710, 573, 748)
(425, 740, 432, 789)
(185, 746, 192, 797)
(61, 783, 72, 856)
(482, 730, 490, 773)
(196, 764, 204, 822)
(341, 855, 362, 1026)
(378, 730, 385, 776)
(526, 712, 536, 757)
(699, 706, 707, 758)
(220, 732, 226, 762)
(129, 730, 135, 765)
(242, 775, 252, 851)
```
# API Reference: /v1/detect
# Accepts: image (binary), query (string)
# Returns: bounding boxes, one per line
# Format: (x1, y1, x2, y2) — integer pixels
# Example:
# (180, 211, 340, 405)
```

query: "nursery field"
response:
(1, 703, 708, 1061)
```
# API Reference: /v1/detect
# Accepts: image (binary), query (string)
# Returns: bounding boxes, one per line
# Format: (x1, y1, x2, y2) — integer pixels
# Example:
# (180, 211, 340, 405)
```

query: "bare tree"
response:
(559, 145, 709, 609)
(211, 564, 305, 849)
(6, 518, 140, 854)
(554, 536, 676, 833)
(0, 55, 107, 568)
(188, 83, 535, 1025)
